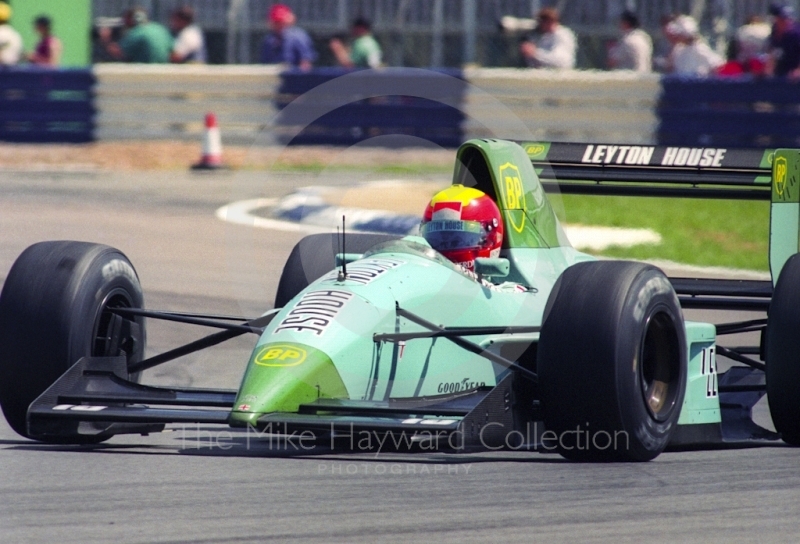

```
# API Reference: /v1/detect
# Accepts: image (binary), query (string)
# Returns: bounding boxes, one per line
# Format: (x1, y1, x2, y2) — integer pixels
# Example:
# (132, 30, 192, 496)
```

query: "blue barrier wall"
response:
(0, 68, 95, 143)
(274, 67, 466, 147)
(657, 77, 800, 148)
(11, 66, 797, 149)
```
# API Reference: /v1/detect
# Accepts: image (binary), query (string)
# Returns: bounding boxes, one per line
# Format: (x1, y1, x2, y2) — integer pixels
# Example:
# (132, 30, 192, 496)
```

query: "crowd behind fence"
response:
(91, 0, 800, 67)
(2, 0, 798, 145)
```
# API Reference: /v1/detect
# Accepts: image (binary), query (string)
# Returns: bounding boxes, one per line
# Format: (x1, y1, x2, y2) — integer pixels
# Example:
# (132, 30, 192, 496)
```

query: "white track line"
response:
(215, 198, 329, 234)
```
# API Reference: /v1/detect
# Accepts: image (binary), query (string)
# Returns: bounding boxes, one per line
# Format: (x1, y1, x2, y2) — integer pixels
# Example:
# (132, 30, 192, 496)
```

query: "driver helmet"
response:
(421, 185, 504, 270)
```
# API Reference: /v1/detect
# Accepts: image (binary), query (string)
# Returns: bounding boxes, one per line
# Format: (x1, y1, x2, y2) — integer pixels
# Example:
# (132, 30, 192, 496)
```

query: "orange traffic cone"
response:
(192, 113, 226, 170)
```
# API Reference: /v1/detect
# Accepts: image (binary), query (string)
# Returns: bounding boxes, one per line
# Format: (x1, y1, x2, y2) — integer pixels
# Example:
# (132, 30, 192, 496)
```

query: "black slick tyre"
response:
(0, 241, 146, 442)
(538, 261, 687, 462)
(274, 233, 399, 307)
(765, 253, 800, 446)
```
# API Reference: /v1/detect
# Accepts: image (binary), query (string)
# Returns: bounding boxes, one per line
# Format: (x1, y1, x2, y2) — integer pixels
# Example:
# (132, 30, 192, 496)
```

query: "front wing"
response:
(27, 353, 778, 452)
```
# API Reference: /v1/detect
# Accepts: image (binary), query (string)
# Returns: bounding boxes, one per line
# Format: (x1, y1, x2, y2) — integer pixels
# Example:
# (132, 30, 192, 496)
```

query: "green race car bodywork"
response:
(6, 138, 800, 461)
(232, 139, 729, 435)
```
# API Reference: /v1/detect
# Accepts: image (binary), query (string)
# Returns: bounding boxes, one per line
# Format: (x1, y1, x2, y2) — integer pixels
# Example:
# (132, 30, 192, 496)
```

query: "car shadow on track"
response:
(0, 426, 790, 462)
(0, 433, 574, 463)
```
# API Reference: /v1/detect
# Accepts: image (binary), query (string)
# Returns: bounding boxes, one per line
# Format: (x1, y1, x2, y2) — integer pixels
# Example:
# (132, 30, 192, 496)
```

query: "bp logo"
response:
(254, 344, 307, 367)
(775, 156, 788, 197)
(525, 144, 546, 159)
(499, 162, 526, 233)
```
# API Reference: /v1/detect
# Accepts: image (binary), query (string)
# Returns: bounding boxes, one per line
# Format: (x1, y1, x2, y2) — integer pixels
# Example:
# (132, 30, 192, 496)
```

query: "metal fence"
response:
(92, 0, 799, 66)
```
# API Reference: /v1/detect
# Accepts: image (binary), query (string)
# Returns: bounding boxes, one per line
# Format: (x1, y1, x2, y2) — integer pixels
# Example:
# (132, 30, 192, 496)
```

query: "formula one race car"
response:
(1, 139, 798, 461)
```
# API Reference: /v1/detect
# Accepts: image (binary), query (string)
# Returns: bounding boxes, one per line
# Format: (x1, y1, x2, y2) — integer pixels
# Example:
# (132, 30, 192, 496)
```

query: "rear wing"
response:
(517, 142, 773, 200)
(516, 142, 800, 286)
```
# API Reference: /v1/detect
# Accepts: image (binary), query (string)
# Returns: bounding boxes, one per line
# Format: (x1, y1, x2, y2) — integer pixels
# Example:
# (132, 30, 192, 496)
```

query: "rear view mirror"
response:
(335, 253, 363, 267)
(474, 258, 510, 278)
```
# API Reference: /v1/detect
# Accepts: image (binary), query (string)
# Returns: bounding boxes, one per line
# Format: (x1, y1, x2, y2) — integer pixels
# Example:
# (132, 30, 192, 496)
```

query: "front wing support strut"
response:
(127, 311, 278, 374)
(391, 304, 538, 384)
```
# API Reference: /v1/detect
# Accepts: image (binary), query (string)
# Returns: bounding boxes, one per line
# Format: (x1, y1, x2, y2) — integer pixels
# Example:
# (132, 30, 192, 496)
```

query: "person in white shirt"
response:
(169, 6, 206, 63)
(608, 10, 653, 72)
(0, 2, 22, 66)
(735, 15, 771, 64)
(519, 8, 576, 69)
(667, 15, 724, 76)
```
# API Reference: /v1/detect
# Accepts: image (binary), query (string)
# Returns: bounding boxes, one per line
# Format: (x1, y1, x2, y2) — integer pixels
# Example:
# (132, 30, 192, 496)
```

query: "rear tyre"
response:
(0, 241, 146, 442)
(275, 233, 399, 307)
(765, 253, 800, 446)
(538, 261, 687, 462)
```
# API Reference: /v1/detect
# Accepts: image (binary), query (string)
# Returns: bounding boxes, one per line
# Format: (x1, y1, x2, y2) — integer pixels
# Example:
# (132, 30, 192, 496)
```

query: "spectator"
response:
(736, 16, 771, 64)
(100, 8, 173, 63)
(608, 10, 652, 72)
(667, 15, 724, 76)
(717, 15, 771, 76)
(766, 4, 800, 78)
(0, 1, 22, 66)
(653, 14, 680, 72)
(329, 17, 382, 68)
(519, 8, 576, 69)
(27, 15, 62, 66)
(260, 4, 316, 69)
(169, 6, 205, 63)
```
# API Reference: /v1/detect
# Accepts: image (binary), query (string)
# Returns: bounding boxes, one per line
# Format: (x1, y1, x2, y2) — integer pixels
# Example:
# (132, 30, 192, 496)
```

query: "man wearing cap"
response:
(260, 4, 316, 70)
(767, 4, 800, 78)
(0, 1, 22, 65)
(519, 8, 576, 69)
(100, 8, 173, 63)
(608, 10, 652, 72)
(667, 15, 724, 76)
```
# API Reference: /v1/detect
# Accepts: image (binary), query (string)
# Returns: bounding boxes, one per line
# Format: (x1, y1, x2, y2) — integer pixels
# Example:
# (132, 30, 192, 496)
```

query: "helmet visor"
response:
(421, 220, 486, 252)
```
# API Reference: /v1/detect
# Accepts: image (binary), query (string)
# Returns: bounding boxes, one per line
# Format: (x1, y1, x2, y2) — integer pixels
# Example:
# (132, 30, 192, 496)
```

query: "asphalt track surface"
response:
(0, 169, 798, 543)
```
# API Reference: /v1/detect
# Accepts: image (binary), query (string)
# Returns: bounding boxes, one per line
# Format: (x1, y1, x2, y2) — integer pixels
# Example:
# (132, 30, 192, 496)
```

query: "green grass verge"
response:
(558, 195, 770, 271)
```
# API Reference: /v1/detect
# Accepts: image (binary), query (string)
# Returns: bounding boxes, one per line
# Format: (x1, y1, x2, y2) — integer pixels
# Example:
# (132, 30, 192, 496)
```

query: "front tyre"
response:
(538, 261, 687, 462)
(0, 241, 146, 441)
(765, 253, 800, 446)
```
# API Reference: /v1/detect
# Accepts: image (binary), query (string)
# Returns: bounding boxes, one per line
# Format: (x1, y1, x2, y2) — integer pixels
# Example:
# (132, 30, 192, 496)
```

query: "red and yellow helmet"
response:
(421, 185, 504, 270)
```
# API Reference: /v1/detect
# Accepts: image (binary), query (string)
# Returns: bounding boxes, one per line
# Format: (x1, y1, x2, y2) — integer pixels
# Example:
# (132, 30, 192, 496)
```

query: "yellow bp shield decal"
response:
(499, 162, 526, 233)
(775, 156, 788, 197)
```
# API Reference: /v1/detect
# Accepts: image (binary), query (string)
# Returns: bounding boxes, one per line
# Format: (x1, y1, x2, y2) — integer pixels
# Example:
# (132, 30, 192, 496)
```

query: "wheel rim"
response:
(639, 309, 682, 421)
(92, 288, 140, 366)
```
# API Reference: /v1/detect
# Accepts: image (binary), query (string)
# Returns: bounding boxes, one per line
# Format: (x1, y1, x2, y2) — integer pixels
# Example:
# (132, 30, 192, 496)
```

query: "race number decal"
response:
(52, 405, 107, 411)
(700, 346, 718, 398)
